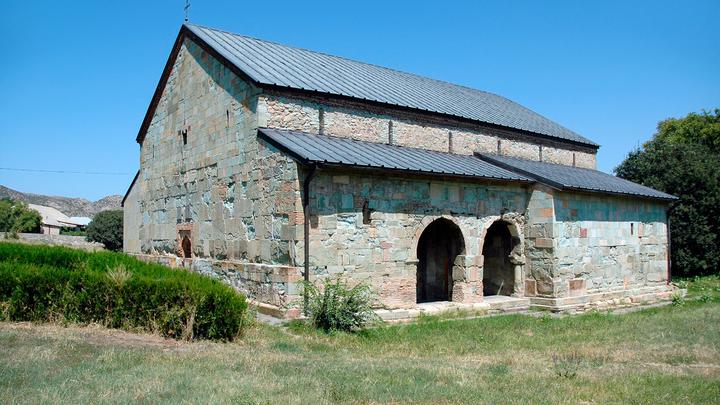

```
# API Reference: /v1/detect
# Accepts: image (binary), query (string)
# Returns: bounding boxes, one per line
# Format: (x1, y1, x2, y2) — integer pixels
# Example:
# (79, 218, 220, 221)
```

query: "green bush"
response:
(0, 199, 41, 234)
(60, 227, 86, 236)
(86, 210, 123, 251)
(302, 277, 378, 333)
(0, 242, 247, 341)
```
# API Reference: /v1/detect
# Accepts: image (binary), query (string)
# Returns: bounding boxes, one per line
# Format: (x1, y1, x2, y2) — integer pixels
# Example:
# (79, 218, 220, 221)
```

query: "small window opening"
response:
(572, 152, 576, 167)
(226, 109, 230, 128)
(388, 120, 394, 144)
(630, 223, 634, 235)
(180, 129, 188, 146)
(539, 144, 543, 161)
(448, 131, 453, 153)
(318, 107, 325, 135)
(362, 200, 372, 225)
(181, 235, 192, 258)
(497, 139, 501, 154)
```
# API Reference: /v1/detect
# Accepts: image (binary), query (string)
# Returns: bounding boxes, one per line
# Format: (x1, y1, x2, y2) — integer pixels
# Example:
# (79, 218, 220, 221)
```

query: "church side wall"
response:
(258, 94, 597, 169)
(135, 38, 303, 308)
(300, 170, 531, 309)
(551, 193, 669, 296)
(524, 189, 672, 311)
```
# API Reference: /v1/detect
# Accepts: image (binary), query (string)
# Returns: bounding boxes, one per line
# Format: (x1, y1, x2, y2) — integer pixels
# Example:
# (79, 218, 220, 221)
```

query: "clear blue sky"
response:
(1, 0, 718, 201)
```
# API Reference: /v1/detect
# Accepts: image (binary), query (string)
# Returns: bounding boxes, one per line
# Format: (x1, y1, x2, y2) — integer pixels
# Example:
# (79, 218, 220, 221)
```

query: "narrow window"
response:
(448, 131, 453, 153)
(539, 145, 543, 161)
(572, 152, 576, 167)
(318, 107, 325, 135)
(497, 139, 501, 154)
(362, 200, 371, 225)
(388, 120, 394, 144)
(631, 223, 634, 235)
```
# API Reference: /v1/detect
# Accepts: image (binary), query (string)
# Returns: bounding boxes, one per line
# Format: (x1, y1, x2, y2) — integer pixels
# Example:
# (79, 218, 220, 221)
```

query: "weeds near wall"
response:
(671, 292, 686, 307)
(302, 277, 379, 333)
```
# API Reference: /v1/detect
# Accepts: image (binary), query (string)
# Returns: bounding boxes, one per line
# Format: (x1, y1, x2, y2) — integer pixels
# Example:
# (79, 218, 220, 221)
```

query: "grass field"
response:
(1, 276, 719, 404)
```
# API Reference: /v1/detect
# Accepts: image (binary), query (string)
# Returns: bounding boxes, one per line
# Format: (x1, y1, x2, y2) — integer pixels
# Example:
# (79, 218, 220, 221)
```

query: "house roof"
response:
(157, 24, 597, 148)
(477, 154, 678, 201)
(28, 204, 82, 228)
(68, 217, 92, 227)
(258, 128, 532, 182)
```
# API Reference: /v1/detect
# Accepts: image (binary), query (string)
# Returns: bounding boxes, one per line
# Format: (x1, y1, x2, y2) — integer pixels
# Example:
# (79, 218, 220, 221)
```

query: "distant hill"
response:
(0, 185, 122, 218)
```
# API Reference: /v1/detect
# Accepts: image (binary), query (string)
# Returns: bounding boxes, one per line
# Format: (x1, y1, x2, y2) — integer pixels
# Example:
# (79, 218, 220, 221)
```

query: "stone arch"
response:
(478, 214, 526, 297)
(415, 217, 466, 303)
(409, 215, 471, 262)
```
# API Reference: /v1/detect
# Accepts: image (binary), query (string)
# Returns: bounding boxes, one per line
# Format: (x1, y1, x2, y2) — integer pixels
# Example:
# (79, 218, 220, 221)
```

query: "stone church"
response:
(123, 23, 677, 318)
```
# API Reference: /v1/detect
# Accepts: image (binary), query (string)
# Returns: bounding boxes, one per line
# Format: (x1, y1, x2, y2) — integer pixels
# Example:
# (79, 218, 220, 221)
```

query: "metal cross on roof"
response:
(184, 0, 190, 22)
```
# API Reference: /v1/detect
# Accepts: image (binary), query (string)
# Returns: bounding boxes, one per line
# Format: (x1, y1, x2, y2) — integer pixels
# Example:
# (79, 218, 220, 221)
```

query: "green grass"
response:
(2, 277, 720, 404)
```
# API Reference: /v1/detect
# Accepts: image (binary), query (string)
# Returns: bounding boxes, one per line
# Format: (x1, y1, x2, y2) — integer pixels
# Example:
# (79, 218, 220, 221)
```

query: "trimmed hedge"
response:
(0, 243, 247, 341)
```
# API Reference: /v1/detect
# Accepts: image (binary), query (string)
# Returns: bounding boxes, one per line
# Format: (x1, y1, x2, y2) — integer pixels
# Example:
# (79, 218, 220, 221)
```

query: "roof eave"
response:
(476, 153, 678, 202)
(135, 24, 262, 145)
(121, 170, 140, 207)
(258, 128, 533, 184)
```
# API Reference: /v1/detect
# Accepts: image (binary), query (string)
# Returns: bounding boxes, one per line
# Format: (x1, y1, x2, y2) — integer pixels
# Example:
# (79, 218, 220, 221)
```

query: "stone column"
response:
(509, 244, 526, 297)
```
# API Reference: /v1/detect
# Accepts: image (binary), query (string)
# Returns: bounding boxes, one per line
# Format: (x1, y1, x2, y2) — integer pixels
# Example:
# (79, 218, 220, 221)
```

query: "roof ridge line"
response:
(185, 23, 505, 99)
(181, 24, 598, 147)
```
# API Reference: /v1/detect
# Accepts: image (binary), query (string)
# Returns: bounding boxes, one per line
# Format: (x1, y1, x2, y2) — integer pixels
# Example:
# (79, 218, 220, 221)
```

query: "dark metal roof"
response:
(477, 154, 677, 201)
(186, 24, 598, 148)
(258, 128, 532, 182)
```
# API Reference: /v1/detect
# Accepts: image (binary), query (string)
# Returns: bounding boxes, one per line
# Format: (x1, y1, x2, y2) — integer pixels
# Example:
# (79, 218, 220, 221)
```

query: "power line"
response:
(0, 167, 131, 176)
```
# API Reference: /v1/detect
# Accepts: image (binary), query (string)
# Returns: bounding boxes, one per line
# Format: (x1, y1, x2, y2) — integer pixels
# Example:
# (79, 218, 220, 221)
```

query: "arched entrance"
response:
(416, 218, 465, 303)
(481, 221, 518, 296)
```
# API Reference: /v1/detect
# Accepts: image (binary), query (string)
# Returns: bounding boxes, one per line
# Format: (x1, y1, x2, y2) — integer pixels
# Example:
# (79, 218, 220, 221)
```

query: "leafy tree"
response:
(86, 210, 123, 251)
(0, 199, 42, 234)
(615, 109, 720, 277)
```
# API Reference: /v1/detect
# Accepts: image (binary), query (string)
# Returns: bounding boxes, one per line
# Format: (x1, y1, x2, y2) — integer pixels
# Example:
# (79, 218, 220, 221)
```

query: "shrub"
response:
(60, 227, 86, 236)
(551, 351, 584, 378)
(0, 242, 247, 341)
(302, 277, 378, 333)
(86, 210, 123, 251)
(671, 292, 686, 307)
(0, 198, 41, 234)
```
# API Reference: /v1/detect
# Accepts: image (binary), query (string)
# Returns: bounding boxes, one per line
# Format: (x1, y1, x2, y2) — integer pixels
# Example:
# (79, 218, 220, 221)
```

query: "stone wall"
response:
(298, 169, 531, 308)
(135, 38, 303, 307)
(0, 233, 104, 251)
(258, 94, 597, 168)
(523, 187, 670, 299)
(552, 192, 669, 297)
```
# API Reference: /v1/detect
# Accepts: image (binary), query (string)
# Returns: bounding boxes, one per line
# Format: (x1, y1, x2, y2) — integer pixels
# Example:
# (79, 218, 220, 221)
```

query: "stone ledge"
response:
(130, 253, 303, 308)
(529, 285, 679, 313)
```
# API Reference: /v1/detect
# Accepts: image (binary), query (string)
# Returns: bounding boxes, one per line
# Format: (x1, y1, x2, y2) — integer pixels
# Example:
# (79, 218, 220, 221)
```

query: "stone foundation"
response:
(131, 253, 303, 309)
(529, 284, 678, 313)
